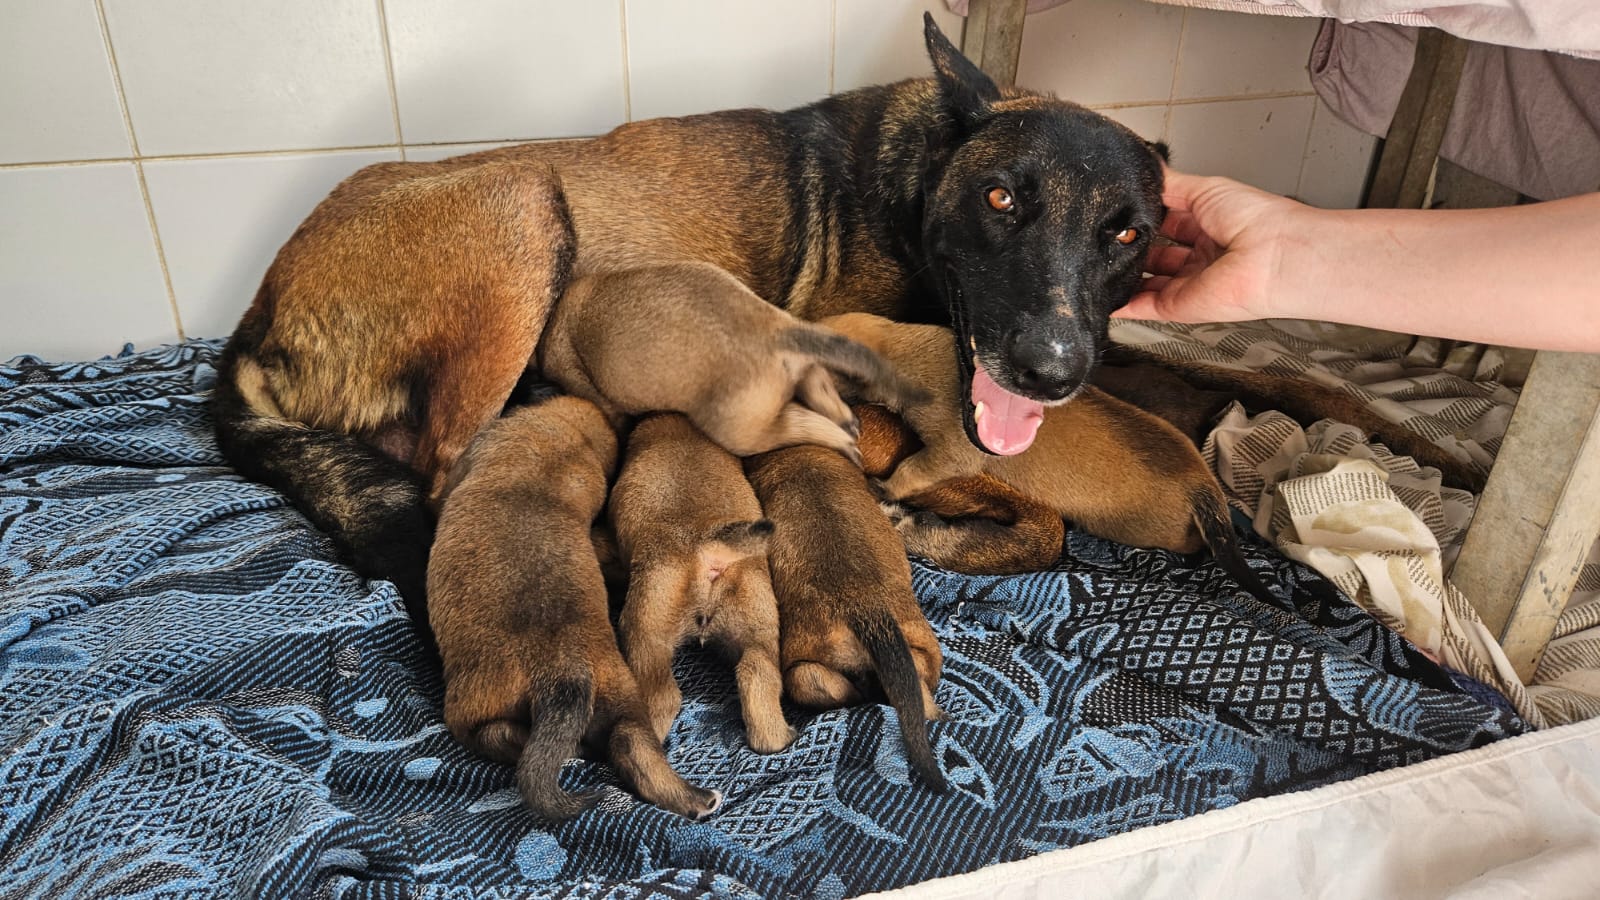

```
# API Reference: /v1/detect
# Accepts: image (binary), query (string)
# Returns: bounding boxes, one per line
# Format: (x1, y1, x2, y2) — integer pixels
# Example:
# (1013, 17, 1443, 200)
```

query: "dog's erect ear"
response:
(1148, 140, 1171, 162)
(923, 11, 999, 131)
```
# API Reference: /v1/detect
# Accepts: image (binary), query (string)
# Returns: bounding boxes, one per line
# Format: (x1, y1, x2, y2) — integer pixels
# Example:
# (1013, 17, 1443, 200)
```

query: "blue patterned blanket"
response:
(0, 343, 1526, 899)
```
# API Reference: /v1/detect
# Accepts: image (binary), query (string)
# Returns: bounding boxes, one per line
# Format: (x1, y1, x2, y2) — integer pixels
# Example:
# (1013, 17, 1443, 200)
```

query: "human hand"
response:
(1116, 169, 1309, 324)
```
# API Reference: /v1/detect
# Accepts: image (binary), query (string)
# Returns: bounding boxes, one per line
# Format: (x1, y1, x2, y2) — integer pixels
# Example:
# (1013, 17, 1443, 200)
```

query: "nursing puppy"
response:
(539, 262, 927, 466)
(429, 396, 720, 820)
(744, 446, 947, 790)
(610, 413, 794, 753)
(826, 314, 1276, 598)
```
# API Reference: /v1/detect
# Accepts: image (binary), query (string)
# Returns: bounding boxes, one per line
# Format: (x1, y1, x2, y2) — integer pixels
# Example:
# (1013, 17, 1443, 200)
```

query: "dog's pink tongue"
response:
(971, 365, 1045, 455)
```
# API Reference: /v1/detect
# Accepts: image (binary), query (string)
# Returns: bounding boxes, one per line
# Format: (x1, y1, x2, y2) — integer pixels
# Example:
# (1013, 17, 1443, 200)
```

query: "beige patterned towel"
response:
(1111, 318, 1598, 727)
(1204, 408, 1543, 725)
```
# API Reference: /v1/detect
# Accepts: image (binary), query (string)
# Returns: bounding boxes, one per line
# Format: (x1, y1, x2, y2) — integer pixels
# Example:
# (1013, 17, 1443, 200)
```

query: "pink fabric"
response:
(945, 0, 1600, 58)
(1310, 20, 1600, 200)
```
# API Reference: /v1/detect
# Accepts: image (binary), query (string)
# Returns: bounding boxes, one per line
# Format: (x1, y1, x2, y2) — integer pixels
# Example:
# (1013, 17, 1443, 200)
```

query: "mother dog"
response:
(211, 16, 1166, 625)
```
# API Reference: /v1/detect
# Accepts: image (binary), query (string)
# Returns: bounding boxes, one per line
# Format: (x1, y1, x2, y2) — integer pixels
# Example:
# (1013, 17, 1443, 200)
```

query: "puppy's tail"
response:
(1191, 486, 1279, 607)
(780, 326, 931, 410)
(847, 607, 948, 791)
(212, 319, 435, 649)
(701, 519, 775, 566)
(516, 671, 601, 821)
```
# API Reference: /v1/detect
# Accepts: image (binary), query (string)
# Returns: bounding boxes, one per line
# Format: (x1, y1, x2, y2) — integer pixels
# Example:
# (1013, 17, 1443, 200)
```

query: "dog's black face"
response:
(918, 15, 1165, 456)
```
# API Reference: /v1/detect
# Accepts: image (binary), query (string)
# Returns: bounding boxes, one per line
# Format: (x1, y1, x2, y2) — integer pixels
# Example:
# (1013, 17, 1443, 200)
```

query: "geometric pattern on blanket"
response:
(0, 343, 1526, 898)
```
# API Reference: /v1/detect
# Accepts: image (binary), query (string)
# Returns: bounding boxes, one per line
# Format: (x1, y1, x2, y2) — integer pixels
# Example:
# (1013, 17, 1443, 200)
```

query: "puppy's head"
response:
(918, 14, 1166, 457)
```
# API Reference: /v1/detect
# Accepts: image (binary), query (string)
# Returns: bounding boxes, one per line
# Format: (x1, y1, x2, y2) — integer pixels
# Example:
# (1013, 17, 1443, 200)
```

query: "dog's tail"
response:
(211, 326, 435, 645)
(701, 519, 775, 564)
(514, 671, 601, 821)
(1190, 486, 1280, 607)
(846, 606, 948, 791)
(781, 325, 931, 410)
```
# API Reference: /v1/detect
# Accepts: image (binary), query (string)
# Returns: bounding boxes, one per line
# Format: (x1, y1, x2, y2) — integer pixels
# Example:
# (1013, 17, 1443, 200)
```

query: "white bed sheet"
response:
(869, 716, 1600, 899)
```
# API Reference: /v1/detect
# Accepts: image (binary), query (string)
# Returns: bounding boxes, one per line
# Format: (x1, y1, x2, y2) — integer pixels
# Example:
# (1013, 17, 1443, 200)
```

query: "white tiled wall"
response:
(0, 0, 1374, 362)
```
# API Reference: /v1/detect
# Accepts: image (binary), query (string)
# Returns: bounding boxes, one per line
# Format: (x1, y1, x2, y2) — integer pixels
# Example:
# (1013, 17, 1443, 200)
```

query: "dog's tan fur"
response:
(826, 313, 1224, 554)
(609, 413, 794, 753)
(428, 396, 719, 820)
(541, 262, 926, 465)
(230, 159, 575, 503)
(744, 446, 947, 789)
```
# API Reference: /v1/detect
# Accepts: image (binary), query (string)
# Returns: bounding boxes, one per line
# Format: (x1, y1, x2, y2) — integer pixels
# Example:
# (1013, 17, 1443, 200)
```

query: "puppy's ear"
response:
(1147, 140, 1171, 162)
(923, 11, 999, 131)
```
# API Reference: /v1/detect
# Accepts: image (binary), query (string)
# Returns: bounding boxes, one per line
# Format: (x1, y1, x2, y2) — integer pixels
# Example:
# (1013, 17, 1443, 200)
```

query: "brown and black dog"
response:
(210, 17, 1171, 630)
(428, 396, 720, 820)
(744, 446, 947, 790)
(609, 413, 794, 753)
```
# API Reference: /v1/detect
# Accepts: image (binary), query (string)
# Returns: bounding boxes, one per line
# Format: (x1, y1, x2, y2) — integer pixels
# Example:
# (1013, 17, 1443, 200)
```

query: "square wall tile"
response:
(1016, 0, 1184, 107)
(404, 141, 527, 163)
(1165, 96, 1316, 195)
(103, 0, 395, 156)
(625, 0, 832, 120)
(0, 164, 175, 362)
(143, 150, 400, 341)
(0, 2, 131, 164)
(1095, 105, 1168, 143)
(1173, 8, 1319, 99)
(387, 0, 626, 143)
(1296, 99, 1377, 208)
(833, 0, 965, 93)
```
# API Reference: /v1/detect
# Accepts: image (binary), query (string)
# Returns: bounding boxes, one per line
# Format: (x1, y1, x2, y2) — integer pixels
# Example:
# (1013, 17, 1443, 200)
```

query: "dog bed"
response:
(0, 341, 1526, 898)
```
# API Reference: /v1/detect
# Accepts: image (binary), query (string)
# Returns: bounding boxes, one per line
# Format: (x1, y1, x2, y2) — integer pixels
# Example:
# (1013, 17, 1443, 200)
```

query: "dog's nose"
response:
(1005, 331, 1085, 401)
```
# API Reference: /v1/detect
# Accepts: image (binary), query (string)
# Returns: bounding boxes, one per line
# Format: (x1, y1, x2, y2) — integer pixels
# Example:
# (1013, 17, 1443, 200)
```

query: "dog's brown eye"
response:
(986, 187, 1014, 212)
(1114, 227, 1139, 245)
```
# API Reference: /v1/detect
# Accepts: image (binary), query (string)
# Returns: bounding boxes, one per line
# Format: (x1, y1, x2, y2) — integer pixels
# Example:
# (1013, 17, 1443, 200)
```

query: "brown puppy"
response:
(826, 314, 1278, 599)
(856, 404, 1065, 575)
(609, 413, 794, 753)
(744, 446, 947, 790)
(540, 262, 926, 466)
(429, 396, 720, 821)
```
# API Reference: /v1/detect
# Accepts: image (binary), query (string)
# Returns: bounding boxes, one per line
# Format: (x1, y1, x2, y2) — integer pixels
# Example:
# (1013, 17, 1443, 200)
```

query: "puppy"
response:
(826, 313, 1279, 598)
(428, 396, 720, 820)
(539, 261, 927, 466)
(609, 413, 794, 753)
(856, 403, 1065, 575)
(744, 446, 947, 790)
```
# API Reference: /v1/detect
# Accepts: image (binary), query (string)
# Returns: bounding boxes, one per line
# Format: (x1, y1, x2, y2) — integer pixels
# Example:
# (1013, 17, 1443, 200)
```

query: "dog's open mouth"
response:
(944, 271, 1047, 457)
(969, 365, 1045, 455)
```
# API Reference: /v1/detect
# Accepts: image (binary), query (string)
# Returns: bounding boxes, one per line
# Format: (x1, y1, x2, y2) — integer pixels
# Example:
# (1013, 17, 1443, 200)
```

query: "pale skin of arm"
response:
(1117, 169, 1600, 353)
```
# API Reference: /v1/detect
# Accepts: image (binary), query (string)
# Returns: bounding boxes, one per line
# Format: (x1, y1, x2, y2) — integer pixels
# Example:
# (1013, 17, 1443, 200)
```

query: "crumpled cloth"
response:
(1310, 20, 1600, 201)
(1203, 408, 1543, 726)
(1111, 317, 1600, 727)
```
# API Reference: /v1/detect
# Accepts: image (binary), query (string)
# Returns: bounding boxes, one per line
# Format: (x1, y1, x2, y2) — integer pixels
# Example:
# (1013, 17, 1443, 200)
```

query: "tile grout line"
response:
(0, 87, 1327, 173)
(373, 0, 407, 159)
(1294, 94, 1320, 199)
(1163, 11, 1189, 146)
(619, 0, 633, 122)
(827, 0, 837, 94)
(95, 0, 184, 340)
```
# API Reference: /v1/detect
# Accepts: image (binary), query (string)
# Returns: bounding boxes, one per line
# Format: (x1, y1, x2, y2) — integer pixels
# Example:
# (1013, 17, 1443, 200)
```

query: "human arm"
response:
(1117, 170, 1600, 353)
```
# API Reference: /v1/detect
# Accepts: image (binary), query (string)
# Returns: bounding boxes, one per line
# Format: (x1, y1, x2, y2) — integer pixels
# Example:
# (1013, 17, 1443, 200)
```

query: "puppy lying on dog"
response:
(539, 261, 927, 466)
(744, 445, 947, 790)
(428, 395, 720, 820)
(609, 413, 794, 753)
(826, 313, 1279, 598)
